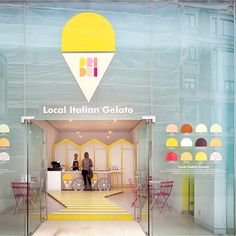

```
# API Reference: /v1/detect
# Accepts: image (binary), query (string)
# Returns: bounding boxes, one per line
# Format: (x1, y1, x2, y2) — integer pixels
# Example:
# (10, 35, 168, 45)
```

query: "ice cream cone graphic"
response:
(63, 173, 72, 189)
(61, 12, 116, 102)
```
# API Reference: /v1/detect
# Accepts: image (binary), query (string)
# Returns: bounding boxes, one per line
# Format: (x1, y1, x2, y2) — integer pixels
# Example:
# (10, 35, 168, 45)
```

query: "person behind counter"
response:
(72, 154, 79, 171)
(82, 152, 93, 191)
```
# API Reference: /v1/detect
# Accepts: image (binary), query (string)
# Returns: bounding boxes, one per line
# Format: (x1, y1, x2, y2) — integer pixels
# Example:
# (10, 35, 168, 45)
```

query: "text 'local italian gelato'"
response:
(43, 106, 133, 114)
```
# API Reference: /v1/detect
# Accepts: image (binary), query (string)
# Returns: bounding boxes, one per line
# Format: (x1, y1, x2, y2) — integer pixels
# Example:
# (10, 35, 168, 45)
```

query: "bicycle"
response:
(71, 172, 111, 191)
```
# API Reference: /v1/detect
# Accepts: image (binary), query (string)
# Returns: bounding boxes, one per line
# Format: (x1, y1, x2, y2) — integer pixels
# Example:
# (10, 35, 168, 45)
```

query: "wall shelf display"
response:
(0, 152, 10, 161)
(180, 138, 193, 147)
(0, 138, 10, 148)
(166, 152, 178, 161)
(195, 152, 208, 161)
(195, 138, 207, 147)
(180, 152, 193, 161)
(181, 124, 193, 133)
(210, 138, 222, 147)
(166, 138, 178, 147)
(210, 124, 222, 133)
(195, 124, 207, 133)
(166, 124, 178, 133)
(0, 124, 10, 134)
(210, 152, 222, 161)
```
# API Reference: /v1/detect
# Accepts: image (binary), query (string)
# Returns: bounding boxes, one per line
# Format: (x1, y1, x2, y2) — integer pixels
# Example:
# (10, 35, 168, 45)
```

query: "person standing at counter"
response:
(82, 152, 93, 191)
(72, 154, 79, 171)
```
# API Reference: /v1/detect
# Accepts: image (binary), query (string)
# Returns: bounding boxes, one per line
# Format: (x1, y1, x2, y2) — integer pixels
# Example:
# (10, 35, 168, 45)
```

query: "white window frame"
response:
(182, 76, 198, 90)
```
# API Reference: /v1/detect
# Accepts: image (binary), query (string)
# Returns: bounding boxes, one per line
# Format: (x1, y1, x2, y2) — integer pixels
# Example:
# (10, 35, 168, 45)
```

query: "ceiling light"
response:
(79, 134, 82, 138)
(76, 130, 80, 133)
(106, 135, 110, 139)
(114, 120, 117, 122)
(108, 131, 112, 134)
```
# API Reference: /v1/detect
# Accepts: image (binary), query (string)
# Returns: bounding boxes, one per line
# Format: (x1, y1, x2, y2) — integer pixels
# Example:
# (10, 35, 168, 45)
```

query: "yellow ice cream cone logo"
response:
(61, 12, 116, 102)
(63, 173, 73, 189)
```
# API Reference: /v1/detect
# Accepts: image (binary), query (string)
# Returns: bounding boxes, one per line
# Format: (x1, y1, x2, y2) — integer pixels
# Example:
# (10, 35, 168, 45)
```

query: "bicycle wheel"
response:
(71, 178, 85, 191)
(97, 178, 111, 191)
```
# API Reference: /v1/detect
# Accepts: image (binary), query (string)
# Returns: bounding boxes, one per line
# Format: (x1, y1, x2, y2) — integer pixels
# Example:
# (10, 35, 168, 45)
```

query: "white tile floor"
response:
(33, 220, 146, 236)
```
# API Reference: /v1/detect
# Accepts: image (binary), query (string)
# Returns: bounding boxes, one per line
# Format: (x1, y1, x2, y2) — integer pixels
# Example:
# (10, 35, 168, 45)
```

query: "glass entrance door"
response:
(135, 120, 152, 235)
(27, 122, 46, 235)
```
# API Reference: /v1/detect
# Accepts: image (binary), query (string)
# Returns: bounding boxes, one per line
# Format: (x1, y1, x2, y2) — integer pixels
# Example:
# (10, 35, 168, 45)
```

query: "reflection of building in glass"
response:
(0, 55, 6, 118)
(180, 4, 234, 130)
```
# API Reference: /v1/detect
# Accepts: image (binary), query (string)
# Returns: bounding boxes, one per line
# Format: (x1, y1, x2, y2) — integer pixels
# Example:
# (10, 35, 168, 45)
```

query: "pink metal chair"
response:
(128, 178, 138, 207)
(11, 182, 35, 214)
(151, 181, 174, 212)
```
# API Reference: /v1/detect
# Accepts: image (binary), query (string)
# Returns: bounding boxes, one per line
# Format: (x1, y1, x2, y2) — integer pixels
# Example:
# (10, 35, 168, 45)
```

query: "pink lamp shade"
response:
(166, 124, 178, 133)
(166, 152, 178, 161)
(210, 152, 222, 161)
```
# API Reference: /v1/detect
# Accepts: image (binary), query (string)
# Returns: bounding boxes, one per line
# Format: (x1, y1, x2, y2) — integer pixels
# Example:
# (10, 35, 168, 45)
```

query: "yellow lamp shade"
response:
(210, 124, 222, 133)
(0, 138, 10, 147)
(181, 152, 193, 161)
(62, 12, 115, 52)
(195, 152, 208, 161)
(166, 124, 178, 133)
(166, 138, 178, 147)
(180, 138, 193, 147)
(210, 138, 222, 147)
(63, 173, 73, 181)
(0, 124, 10, 134)
(195, 124, 207, 133)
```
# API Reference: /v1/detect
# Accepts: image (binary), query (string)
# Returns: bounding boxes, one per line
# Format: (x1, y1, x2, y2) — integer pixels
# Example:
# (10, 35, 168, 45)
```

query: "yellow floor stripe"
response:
(48, 214, 134, 221)
(48, 190, 134, 221)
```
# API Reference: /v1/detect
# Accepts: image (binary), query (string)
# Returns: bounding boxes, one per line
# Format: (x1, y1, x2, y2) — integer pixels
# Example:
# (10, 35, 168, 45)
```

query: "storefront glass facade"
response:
(0, 1, 235, 235)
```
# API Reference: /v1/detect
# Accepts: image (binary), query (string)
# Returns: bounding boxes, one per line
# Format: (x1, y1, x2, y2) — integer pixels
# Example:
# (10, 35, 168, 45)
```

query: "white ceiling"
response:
(47, 120, 141, 132)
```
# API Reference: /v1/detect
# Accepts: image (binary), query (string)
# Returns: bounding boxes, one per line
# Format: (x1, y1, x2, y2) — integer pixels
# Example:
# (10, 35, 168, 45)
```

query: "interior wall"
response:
(34, 121, 59, 167)
(58, 131, 132, 145)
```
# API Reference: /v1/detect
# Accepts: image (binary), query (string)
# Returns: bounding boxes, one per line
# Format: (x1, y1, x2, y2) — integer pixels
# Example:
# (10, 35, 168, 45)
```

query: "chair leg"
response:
(151, 195, 158, 209)
(131, 197, 137, 207)
(159, 195, 171, 212)
(14, 197, 23, 214)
